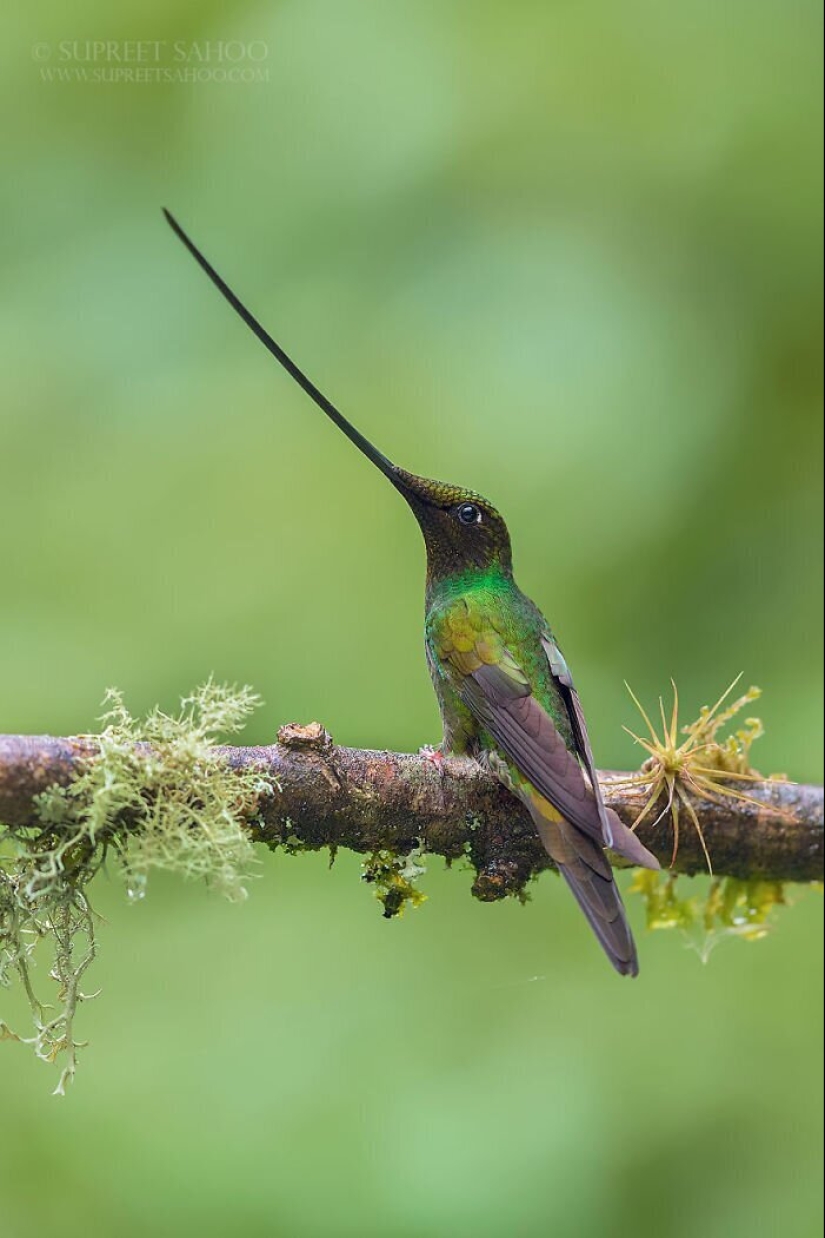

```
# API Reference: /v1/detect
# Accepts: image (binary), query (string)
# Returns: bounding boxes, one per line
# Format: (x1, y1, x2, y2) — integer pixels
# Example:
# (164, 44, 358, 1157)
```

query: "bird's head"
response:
(389, 469, 512, 583)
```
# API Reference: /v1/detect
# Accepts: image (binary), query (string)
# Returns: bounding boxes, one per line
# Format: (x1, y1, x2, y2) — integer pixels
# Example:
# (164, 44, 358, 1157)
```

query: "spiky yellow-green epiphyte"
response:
(614, 676, 786, 874)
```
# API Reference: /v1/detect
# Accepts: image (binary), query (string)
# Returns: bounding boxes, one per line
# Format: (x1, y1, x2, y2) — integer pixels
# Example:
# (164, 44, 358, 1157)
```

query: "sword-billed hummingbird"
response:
(163, 210, 660, 976)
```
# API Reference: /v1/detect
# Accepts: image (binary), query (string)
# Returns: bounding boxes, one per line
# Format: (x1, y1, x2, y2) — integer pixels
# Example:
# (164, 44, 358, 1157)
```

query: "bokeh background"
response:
(1, 2, 822, 1236)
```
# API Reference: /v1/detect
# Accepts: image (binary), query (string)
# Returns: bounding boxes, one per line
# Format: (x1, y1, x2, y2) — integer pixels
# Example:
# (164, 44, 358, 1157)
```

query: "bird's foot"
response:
(419, 744, 446, 768)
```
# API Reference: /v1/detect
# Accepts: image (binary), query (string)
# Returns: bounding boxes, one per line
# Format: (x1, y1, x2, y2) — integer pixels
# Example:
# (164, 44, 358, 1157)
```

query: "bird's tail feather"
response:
(532, 812, 640, 976)
(558, 859, 639, 977)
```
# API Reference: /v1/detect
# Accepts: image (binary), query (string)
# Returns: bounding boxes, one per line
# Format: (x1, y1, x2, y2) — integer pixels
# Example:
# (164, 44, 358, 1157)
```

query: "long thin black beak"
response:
(162, 208, 402, 488)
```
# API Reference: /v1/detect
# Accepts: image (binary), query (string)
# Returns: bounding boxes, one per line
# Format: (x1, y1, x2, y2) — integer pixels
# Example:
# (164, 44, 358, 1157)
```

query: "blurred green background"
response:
(1, 2, 822, 1236)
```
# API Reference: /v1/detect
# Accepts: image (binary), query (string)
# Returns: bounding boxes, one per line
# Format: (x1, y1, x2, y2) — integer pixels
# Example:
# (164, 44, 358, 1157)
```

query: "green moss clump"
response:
(629, 869, 791, 961)
(0, 681, 271, 1093)
(629, 870, 696, 932)
(361, 845, 427, 918)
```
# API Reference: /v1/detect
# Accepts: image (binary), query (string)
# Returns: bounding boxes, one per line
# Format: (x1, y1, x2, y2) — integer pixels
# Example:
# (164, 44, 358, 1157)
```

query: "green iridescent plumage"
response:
(165, 210, 661, 977)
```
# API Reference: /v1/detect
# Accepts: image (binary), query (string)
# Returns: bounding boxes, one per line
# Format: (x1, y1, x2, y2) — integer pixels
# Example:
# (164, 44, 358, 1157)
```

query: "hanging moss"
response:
(0, 681, 271, 1093)
(628, 869, 793, 961)
(361, 845, 428, 918)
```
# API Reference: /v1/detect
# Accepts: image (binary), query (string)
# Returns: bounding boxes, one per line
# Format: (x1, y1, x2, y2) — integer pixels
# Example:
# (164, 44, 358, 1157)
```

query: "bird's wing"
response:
(540, 634, 616, 848)
(431, 604, 657, 868)
(456, 651, 608, 844)
(430, 602, 607, 844)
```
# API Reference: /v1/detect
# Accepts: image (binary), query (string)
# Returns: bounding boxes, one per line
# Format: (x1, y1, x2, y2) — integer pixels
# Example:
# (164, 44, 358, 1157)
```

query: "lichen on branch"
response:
(0, 681, 271, 1093)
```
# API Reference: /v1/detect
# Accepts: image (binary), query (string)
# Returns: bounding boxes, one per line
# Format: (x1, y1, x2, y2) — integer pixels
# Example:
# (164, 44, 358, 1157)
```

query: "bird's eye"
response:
(456, 502, 482, 525)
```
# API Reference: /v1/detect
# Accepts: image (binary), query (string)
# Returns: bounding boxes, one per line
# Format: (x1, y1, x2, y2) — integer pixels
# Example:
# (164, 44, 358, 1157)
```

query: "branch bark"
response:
(0, 727, 821, 894)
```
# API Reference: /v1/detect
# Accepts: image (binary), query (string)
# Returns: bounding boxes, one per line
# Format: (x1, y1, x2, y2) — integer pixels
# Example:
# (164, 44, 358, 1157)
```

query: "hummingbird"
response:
(163, 210, 660, 976)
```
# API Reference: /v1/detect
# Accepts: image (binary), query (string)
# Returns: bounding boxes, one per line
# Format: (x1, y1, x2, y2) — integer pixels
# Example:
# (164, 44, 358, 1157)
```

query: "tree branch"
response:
(0, 726, 821, 894)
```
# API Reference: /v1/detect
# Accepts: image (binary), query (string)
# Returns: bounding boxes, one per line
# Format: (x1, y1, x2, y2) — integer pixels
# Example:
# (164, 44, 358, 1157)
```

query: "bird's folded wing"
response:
(541, 634, 615, 847)
(455, 644, 659, 870)
(458, 654, 608, 845)
(540, 635, 659, 868)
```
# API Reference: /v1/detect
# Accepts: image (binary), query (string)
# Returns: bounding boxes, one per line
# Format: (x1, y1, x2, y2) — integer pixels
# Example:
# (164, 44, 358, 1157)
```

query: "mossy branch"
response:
(1, 726, 821, 891)
(1, 685, 821, 1091)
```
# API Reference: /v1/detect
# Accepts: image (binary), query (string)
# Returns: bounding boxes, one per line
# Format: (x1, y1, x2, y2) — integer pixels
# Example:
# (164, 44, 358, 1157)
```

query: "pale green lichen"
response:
(0, 681, 270, 1093)
(361, 844, 428, 918)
